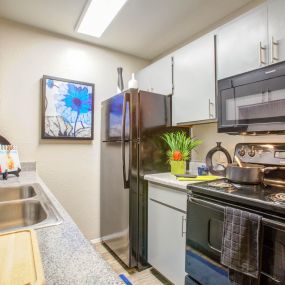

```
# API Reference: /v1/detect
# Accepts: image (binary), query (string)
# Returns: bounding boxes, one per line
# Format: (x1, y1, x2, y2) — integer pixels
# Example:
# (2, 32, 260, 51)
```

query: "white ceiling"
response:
(0, 0, 257, 60)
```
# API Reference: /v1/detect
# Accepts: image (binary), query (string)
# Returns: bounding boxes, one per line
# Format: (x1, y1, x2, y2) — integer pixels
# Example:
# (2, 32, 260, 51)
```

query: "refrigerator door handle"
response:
(122, 92, 130, 189)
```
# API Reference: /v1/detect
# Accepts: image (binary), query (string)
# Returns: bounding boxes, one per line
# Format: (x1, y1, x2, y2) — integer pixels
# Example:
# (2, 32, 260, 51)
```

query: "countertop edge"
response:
(144, 172, 192, 191)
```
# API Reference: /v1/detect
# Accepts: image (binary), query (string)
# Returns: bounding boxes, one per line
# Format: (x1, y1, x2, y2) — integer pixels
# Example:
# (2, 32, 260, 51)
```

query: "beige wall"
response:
(0, 19, 148, 240)
(192, 123, 285, 162)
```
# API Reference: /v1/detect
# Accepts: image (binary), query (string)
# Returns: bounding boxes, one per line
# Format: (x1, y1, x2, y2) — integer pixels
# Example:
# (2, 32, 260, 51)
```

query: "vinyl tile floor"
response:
(94, 242, 173, 285)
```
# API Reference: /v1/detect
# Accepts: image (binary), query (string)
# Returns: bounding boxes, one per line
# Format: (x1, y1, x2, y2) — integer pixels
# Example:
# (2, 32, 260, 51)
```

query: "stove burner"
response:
(266, 193, 285, 203)
(208, 181, 237, 193)
(208, 182, 232, 188)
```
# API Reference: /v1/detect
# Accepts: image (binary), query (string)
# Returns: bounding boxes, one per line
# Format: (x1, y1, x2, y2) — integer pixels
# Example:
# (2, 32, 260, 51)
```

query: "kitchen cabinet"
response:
(148, 183, 187, 285)
(136, 0, 285, 124)
(136, 56, 173, 95)
(172, 33, 216, 125)
(217, 4, 268, 79)
(268, 0, 285, 64)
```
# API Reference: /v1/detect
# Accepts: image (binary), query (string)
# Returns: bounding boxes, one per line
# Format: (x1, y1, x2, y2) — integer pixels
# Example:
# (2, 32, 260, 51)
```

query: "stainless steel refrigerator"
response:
(100, 89, 183, 269)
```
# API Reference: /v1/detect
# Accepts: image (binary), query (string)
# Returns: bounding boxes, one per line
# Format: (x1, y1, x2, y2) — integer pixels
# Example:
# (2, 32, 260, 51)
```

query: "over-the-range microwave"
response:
(217, 61, 285, 134)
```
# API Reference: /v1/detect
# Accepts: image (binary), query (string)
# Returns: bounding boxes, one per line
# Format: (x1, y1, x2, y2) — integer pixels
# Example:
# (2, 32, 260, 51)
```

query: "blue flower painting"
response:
(42, 76, 94, 140)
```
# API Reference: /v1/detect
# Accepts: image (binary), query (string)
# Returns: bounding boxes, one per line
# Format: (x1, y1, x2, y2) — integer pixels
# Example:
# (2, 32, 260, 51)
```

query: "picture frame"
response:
(42, 75, 94, 140)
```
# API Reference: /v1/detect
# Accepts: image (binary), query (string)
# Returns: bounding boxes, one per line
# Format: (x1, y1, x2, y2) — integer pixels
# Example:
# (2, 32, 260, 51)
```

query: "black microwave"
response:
(217, 61, 285, 134)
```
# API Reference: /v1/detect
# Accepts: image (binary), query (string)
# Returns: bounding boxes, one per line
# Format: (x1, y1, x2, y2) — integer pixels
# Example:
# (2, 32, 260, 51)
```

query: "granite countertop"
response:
(144, 172, 199, 191)
(0, 164, 123, 285)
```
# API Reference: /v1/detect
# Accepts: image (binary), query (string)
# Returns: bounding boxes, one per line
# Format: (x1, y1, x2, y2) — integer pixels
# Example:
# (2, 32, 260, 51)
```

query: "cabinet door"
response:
(148, 198, 186, 285)
(136, 56, 172, 95)
(173, 33, 216, 125)
(268, 0, 285, 64)
(136, 65, 151, 92)
(216, 5, 268, 79)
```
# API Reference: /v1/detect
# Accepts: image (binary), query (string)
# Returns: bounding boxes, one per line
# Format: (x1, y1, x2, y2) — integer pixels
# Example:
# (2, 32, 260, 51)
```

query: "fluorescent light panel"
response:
(77, 0, 127, 38)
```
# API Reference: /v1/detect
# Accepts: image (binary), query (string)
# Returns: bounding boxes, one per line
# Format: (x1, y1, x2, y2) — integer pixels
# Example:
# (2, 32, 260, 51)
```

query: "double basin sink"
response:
(0, 184, 62, 233)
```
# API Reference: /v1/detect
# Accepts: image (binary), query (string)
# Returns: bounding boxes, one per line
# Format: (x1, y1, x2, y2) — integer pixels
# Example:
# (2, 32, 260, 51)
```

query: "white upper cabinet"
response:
(217, 5, 268, 79)
(268, 0, 285, 64)
(136, 56, 172, 95)
(172, 33, 216, 125)
(135, 0, 285, 125)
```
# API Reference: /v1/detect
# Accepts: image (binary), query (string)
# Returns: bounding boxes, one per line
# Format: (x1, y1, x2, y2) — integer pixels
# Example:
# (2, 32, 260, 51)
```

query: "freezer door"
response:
(101, 140, 138, 267)
(101, 92, 130, 142)
(138, 91, 171, 136)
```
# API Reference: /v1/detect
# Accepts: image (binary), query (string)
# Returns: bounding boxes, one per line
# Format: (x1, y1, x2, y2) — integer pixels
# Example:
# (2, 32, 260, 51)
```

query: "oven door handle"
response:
(189, 196, 225, 211)
(189, 196, 285, 230)
(262, 218, 285, 230)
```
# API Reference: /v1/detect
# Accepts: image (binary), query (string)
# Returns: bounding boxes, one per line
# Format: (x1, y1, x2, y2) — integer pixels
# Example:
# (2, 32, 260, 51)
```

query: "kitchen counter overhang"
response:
(144, 172, 198, 192)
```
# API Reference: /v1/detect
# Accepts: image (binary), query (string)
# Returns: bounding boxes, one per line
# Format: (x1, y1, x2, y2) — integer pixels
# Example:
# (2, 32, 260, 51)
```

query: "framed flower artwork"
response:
(42, 75, 94, 140)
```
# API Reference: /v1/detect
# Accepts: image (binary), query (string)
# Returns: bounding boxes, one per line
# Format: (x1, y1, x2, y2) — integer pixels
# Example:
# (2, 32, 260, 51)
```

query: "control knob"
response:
(248, 146, 256, 157)
(238, 146, 246, 157)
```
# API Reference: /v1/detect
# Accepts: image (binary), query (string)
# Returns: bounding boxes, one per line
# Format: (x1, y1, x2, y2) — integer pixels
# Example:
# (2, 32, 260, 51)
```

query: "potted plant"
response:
(161, 131, 202, 175)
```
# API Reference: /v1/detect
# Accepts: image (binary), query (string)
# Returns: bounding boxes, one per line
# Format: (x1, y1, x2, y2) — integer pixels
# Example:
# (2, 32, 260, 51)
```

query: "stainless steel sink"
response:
(0, 183, 62, 233)
(0, 200, 47, 231)
(0, 185, 36, 202)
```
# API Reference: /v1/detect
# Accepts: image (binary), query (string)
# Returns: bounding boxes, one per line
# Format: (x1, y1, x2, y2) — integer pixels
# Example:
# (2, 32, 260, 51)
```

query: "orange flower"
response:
(173, 150, 182, 161)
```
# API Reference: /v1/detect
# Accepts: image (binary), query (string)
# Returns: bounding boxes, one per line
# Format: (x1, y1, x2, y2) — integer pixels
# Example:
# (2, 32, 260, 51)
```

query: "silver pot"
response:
(226, 164, 278, 184)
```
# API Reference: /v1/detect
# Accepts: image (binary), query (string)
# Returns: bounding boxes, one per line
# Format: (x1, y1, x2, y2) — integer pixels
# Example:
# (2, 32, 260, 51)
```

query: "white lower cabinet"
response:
(148, 183, 187, 285)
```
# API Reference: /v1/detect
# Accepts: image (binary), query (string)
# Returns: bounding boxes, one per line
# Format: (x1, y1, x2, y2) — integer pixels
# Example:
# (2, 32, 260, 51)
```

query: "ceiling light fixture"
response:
(76, 0, 127, 38)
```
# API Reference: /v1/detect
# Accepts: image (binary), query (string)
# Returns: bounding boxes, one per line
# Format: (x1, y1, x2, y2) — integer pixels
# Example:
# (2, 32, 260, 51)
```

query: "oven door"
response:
(186, 195, 285, 285)
(186, 195, 231, 285)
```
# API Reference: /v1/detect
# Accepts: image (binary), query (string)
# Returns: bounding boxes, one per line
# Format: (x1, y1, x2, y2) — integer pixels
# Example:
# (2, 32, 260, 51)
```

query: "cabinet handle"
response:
(259, 42, 266, 66)
(208, 99, 214, 119)
(271, 37, 279, 63)
(181, 216, 186, 237)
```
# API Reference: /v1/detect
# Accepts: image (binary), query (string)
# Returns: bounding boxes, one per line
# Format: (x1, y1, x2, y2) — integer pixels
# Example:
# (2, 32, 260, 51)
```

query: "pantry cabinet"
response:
(216, 5, 268, 79)
(172, 33, 216, 125)
(148, 183, 187, 285)
(268, 0, 285, 64)
(136, 56, 172, 95)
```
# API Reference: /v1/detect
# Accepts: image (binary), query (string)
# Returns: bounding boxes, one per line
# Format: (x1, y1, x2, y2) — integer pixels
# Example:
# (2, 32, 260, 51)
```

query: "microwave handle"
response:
(189, 196, 285, 230)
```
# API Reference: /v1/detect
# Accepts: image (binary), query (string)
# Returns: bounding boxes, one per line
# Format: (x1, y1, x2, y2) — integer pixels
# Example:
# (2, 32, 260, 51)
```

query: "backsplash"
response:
(21, 162, 36, 172)
(191, 122, 285, 162)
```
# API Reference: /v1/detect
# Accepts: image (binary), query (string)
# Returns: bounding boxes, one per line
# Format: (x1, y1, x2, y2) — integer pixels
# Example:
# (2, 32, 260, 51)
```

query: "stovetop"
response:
(187, 178, 285, 216)
(189, 143, 285, 216)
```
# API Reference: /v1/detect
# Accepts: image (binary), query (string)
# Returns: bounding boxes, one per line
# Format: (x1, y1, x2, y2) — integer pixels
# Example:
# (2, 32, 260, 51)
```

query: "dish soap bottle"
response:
(128, 73, 138, 89)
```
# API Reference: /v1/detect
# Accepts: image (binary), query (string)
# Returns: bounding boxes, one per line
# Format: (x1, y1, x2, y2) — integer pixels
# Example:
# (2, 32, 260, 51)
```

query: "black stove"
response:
(185, 143, 285, 285)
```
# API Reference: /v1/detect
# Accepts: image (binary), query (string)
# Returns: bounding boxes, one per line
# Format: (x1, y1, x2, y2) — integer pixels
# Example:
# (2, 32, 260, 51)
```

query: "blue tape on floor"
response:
(119, 274, 133, 285)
